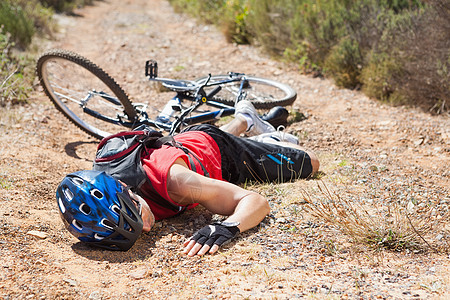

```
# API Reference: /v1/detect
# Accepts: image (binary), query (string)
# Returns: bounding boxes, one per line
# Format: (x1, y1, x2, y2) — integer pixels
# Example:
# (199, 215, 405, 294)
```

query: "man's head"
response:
(56, 170, 146, 251)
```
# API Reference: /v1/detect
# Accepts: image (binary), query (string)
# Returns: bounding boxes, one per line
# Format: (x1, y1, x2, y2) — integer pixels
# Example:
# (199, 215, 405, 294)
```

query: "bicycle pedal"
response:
(145, 60, 158, 78)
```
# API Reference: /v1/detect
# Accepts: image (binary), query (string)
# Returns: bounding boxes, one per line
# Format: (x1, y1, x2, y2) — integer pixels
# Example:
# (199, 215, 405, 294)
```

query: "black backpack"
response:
(92, 125, 209, 213)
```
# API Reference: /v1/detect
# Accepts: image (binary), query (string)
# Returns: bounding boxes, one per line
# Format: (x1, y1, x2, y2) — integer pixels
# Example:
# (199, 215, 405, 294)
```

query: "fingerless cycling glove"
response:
(190, 221, 240, 247)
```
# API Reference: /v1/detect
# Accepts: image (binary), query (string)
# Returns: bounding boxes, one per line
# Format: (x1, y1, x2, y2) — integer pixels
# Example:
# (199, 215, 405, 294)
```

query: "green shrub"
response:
(324, 38, 363, 89)
(361, 0, 449, 112)
(15, 0, 55, 37)
(0, 0, 95, 107)
(361, 53, 406, 105)
(168, 0, 227, 25)
(246, 0, 373, 80)
(0, 0, 95, 50)
(39, 0, 95, 13)
(39, 0, 75, 12)
(279, 0, 422, 87)
(283, 42, 320, 76)
(0, 1, 35, 49)
(183, 0, 444, 112)
(292, 0, 345, 62)
(0, 29, 33, 106)
(0, 0, 56, 49)
(221, 0, 250, 44)
(168, 0, 250, 44)
(246, 0, 295, 54)
(389, 0, 449, 112)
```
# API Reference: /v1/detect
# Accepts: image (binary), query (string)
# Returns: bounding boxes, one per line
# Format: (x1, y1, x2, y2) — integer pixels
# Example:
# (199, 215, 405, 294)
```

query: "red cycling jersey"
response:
(141, 130, 223, 220)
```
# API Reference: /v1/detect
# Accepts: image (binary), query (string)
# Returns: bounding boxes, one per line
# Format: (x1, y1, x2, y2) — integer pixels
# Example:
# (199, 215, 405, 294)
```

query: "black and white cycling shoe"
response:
(261, 106, 289, 128)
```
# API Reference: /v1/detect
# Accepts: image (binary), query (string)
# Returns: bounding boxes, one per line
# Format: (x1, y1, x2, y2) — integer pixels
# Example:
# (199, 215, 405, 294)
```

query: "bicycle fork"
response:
(235, 77, 249, 103)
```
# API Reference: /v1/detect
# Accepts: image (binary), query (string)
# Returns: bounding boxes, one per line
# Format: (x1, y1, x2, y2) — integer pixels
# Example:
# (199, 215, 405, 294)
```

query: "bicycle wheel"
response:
(36, 49, 137, 139)
(195, 75, 297, 109)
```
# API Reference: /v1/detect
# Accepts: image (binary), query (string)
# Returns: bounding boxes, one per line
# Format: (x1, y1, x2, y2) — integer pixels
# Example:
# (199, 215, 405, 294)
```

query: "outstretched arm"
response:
(167, 159, 270, 256)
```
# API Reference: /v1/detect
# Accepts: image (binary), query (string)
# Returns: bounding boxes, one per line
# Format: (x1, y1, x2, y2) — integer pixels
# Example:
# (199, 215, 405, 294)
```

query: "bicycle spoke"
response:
(195, 75, 296, 109)
(38, 51, 135, 138)
(53, 91, 83, 105)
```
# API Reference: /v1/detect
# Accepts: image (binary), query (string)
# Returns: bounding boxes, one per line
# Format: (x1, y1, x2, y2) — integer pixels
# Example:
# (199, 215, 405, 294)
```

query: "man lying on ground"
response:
(56, 100, 319, 256)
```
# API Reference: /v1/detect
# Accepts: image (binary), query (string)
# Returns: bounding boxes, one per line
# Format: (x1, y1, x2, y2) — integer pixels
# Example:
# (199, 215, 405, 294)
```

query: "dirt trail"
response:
(1, 0, 449, 299)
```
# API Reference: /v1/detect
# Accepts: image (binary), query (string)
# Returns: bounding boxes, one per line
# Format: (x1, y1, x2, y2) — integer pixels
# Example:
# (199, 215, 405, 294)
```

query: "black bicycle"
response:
(36, 49, 297, 139)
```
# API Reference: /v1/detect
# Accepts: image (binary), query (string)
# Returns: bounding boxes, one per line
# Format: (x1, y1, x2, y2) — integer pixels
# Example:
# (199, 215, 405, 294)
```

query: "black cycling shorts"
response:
(182, 124, 313, 184)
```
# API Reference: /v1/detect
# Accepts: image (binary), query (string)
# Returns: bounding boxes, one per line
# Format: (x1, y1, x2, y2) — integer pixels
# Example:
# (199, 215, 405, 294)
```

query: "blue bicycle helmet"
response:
(56, 170, 143, 251)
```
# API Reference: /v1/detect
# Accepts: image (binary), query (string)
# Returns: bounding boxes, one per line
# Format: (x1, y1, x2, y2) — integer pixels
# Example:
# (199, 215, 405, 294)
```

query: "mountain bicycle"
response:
(36, 49, 297, 139)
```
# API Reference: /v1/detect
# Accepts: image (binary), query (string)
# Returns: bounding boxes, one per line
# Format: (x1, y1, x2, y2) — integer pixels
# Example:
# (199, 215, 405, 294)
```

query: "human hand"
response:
(182, 222, 240, 257)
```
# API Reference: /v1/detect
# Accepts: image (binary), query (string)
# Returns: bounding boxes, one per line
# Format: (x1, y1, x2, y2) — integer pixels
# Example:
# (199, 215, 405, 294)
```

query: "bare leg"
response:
(219, 115, 247, 136)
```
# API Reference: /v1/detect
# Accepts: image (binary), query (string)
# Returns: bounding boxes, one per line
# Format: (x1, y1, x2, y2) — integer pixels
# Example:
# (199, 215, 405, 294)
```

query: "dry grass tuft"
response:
(302, 181, 449, 253)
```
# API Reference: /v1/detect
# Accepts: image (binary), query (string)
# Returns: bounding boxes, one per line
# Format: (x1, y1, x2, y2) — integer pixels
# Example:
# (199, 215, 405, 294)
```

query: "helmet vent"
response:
(111, 204, 121, 215)
(101, 219, 115, 230)
(72, 220, 82, 231)
(71, 177, 84, 186)
(79, 203, 91, 215)
(94, 233, 105, 240)
(57, 197, 66, 214)
(63, 187, 74, 201)
(90, 189, 104, 199)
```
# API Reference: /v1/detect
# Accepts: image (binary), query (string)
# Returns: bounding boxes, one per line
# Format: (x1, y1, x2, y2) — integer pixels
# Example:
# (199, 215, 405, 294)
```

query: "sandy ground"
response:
(1, 0, 449, 299)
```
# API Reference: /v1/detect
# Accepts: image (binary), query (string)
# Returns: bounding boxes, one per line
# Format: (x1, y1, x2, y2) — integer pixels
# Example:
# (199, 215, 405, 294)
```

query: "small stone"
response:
(27, 230, 48, 239)
(129, 267, 148, 279)
(276, 217, 287, 223)
(414, 138, 424, 146)
(407, 201, 415, 213)
(36, 259, 48, 266)
(63, 278, 77, 286)
(89, 291, 101, 300)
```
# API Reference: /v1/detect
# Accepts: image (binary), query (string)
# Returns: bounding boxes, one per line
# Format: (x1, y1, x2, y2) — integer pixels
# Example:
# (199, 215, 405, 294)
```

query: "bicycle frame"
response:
(137, 73, 250, 134)
(83, 62, 249, 135)
(82, 88, 236, 134)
